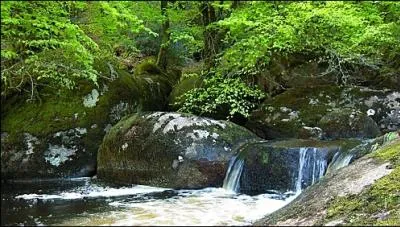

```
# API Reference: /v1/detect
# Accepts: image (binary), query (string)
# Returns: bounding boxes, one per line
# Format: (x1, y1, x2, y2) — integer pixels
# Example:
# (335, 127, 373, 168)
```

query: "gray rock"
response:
(319, 109, 381, 139)
(97, 111, 258, 189)
(247, 86, 398, 140)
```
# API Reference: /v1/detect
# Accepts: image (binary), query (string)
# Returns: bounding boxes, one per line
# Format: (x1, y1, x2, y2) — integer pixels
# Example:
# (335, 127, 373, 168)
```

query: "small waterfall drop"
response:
(295, 148, 307, 192)
(223, 145, 330, 195)
(223, 155, 244, 193)
(326, 152, 353, 174)
(295, 147, 328, 193)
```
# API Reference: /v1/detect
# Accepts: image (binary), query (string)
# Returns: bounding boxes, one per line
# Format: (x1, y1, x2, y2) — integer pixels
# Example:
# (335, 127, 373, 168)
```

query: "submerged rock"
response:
(247, 86, 399, 140)
(97, 112, 258, 189)
(1, 60, 176, 179)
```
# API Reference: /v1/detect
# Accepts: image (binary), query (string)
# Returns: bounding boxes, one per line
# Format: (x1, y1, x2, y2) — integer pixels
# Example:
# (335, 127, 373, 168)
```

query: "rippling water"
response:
(1, 177, 297, 226)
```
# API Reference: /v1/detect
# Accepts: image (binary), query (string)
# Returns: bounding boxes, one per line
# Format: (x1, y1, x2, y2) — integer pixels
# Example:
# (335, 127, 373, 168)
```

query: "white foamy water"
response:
(15, 184, 168, 200)
(15, 181, 296, 226)
(66, 188, 295, 226)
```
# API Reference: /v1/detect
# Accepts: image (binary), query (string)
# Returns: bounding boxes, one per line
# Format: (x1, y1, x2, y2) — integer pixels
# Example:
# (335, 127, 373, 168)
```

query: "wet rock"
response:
(299, 126, 323, 139)
(97, 111, 258, 189)
(253, 139, 399, 226)
(238, 139, 358, 195)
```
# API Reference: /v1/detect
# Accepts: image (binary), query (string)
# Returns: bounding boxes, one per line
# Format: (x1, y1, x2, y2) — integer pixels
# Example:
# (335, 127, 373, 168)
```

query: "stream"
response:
(1, 145, 351, 226)
(1, 177, 297, 226)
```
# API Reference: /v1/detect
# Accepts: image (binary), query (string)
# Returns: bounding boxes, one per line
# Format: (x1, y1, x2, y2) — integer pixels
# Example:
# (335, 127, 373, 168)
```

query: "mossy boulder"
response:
(97, 111, 258, 189)
(319, 108, 380, 139)
(253, 135, 400, 226)
(1, 60, 176, 180)
(247, 85, 399, 140)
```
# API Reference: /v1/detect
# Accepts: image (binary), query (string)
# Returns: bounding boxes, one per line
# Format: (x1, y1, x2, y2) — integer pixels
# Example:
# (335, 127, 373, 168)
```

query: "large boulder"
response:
(97, 112, 258, 189)
(319, 108, 380, 139)
(1, 60, 176, 180)
(247, 85, 399, 140)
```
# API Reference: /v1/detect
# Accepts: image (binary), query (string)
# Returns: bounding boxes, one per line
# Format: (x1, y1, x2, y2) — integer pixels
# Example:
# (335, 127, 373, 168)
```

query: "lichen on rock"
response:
(1, 59, 176, 179)
(247, 85, 398, 140)
(44, 144, 77, 167)
(83, 89, 100, 108)
(97, 111, 257, 189)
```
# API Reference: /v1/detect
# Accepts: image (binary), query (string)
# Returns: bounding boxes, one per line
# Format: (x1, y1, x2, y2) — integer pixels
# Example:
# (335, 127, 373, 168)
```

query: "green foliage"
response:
(1, 1, 160, 99)
(168, 2, 204, 59)
(214, 1, 400, 81)
(169, 72, 202, 110)
(2, 1, 400, 124)
(179, 74, 265, 119)
(77, 2, 157, 61)
(1, 1, 99, 97)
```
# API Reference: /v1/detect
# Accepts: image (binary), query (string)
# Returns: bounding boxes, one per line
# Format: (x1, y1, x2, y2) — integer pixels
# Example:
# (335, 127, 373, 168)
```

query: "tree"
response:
(200, 2, 218, 69)
(156, 0, 170, 70)
(1, 2, 98, 101)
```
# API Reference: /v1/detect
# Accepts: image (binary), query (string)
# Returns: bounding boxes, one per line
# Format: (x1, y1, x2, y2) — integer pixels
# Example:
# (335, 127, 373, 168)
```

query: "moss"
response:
(248, 85, 345, 139)
(104, 114, 140, 141)
(261, 152, 269, 164)
(1, 85, 90, 137)
(1, 67, 145, 138)
(370, 139, 400, 167)
(248, 84, 397, 140)
(267, 85, 342, 126)
(134, 56, 159, 75)
(1, 56, 180, 179)
(323, 141, 400, 226)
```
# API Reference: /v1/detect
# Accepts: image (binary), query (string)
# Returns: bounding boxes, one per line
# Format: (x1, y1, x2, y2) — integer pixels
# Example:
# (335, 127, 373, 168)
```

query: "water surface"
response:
(1, 177, 296, 226)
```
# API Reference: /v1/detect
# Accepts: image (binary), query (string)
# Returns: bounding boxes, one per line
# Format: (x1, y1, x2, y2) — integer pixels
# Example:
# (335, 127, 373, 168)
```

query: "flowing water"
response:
(326, 152, 354, 174)
(223, 155, 245, 193)
(2, 147, 333, 226)
(295, 147, 328, 192)
(1, 177, 298, 226)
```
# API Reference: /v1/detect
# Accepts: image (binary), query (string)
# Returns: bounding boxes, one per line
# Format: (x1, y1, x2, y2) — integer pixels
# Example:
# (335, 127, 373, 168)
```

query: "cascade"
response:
(326, 151, 353, 174)
(223, 146, 329, 195)
(294, 148, 328, 193)
(223, 155, 244, 193)
(295, 148, 307, 193)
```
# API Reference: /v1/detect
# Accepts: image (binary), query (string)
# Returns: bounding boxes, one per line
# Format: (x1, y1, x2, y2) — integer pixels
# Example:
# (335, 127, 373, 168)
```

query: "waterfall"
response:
(223, 146, 329, 195)
(295, 148, 328, 193)
(223, 155, 245, 193)
(326, 152, 353, 174)
(295, 148, 307, 192)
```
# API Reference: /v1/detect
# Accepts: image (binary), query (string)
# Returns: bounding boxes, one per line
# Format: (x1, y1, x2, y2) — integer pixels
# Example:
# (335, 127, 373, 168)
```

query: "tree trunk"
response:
(156, 0, 170, 71)
(231, 0, 241, 9)
(201, 2, 218, 69)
